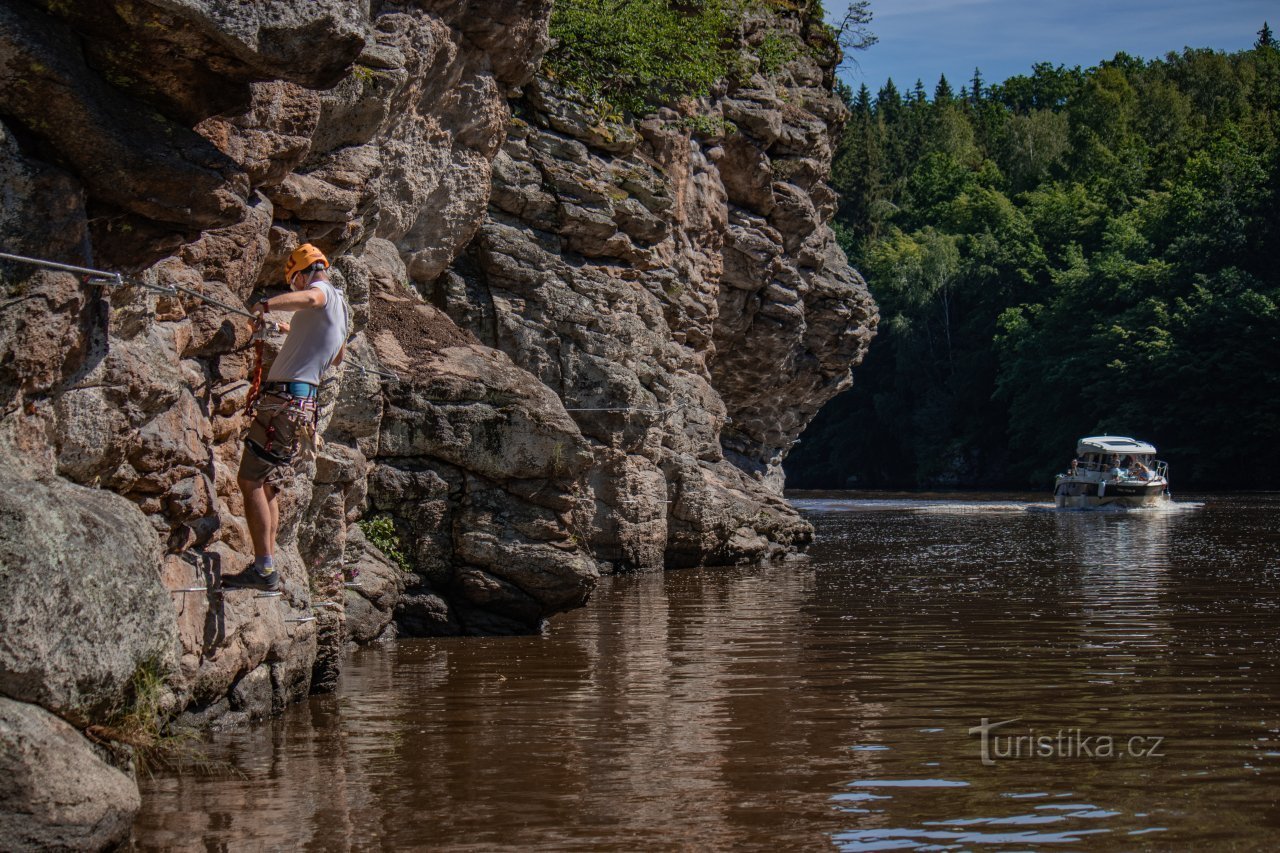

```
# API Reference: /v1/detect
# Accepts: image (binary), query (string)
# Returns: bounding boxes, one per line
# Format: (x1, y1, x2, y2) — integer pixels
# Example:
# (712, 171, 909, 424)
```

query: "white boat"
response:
(1053, 436, 1171, 509)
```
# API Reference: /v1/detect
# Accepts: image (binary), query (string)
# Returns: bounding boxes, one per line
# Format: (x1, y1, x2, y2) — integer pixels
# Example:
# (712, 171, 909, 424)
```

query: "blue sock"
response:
(255, 555, 275, 575)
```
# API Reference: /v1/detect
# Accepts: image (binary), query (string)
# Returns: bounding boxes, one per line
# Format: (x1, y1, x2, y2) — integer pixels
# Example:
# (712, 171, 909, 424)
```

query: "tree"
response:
(1001, 109, 1070, 191)
(877, 78, 902, 117)
(935, 74, 954, 104)
(853, 83, 873, 115)
(1257, 21, 1275, 50)
(835, 1, 878, 56)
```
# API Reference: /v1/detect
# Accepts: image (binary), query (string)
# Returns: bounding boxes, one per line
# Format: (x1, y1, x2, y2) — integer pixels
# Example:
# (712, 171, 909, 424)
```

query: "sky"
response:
(833, 0, 1276, 96)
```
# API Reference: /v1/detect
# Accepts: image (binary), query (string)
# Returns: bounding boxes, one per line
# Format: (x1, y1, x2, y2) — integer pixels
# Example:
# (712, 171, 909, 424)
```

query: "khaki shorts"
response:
(236, 392, 317, 485)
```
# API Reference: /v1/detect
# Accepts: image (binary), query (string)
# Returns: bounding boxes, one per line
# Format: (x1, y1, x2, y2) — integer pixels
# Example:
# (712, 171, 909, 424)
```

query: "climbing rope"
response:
(243, 326, 268, 415)
(0, 249, 398, 383)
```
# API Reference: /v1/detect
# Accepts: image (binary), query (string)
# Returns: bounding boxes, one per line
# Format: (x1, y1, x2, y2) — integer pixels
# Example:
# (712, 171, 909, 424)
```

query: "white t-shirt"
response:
(267, 279, 350, 385)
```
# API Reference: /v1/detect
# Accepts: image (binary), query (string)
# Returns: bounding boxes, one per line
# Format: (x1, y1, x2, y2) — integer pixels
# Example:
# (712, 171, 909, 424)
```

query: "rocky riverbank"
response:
(0, 1, 875, 847)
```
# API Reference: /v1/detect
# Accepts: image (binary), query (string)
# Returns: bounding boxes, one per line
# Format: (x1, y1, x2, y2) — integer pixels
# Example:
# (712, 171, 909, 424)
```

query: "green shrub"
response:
(85, 659, 202, 774)
(358, 515, 411, 572)
(547, 0, 739, 116)
(756, 30, 801, 76)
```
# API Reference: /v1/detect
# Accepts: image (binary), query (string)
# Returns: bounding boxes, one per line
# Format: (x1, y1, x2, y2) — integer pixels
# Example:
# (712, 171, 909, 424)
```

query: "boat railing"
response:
(1065, 459, 1169, 480)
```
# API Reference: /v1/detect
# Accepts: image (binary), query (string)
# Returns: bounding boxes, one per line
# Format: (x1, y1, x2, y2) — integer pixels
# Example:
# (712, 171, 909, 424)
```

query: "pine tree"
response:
(1257, 21, 1276, 50)
(934, 74, 954, 104)
(913, 79, 927, 103)
(854, 83, 873, 115)
(877, 78, 902, 119)
(970, 67, 984, 102)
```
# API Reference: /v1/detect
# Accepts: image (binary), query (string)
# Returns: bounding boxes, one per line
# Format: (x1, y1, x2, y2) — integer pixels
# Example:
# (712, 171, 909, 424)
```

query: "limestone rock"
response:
(0, 3, 248, 231)
(195, 83, 322, 190)
(32, 0, 367, 122)
(0, 697, 139, 853)
(341, 526, 406, 645)
(0, 475, 177, 722)
(431, 45, 877, 570)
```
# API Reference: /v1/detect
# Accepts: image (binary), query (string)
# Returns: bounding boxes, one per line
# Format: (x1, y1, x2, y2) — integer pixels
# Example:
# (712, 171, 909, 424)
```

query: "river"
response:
(132, 493, 1280, 850)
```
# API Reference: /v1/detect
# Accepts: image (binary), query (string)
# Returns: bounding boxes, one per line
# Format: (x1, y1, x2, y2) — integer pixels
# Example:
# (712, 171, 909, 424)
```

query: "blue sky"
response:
(833, 0, 1275, 96)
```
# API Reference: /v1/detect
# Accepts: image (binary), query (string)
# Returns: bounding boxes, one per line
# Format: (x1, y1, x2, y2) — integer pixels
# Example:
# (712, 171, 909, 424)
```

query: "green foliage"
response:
(674, 113, 738, 138)
(546, 0, 738, 116)
(756, 30, 801, 76)
(546, 1, 875, 116)
(85, 659, 204, 774)
(790, 41, 1280, 489)
(358, 515, 411, 572)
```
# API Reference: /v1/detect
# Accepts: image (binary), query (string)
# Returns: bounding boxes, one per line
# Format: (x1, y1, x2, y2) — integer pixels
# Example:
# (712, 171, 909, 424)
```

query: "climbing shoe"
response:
(220, 566, 281, 592)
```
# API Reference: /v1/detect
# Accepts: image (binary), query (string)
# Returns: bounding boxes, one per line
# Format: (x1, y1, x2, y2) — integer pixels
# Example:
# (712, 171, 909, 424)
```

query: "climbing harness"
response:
(245, 390, 319, 469)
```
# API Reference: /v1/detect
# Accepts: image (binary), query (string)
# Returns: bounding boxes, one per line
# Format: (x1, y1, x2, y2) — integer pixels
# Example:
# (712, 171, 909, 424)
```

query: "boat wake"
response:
(790, 498, 1204, 515)
(1028, 500, 1204, 514)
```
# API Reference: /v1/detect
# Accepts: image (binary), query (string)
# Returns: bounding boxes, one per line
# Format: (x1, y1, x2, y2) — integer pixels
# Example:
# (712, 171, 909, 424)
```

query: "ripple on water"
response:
(131, 494, 1280, 851)
(847, 779, 970, 788)
(833, 826, 1114, 851)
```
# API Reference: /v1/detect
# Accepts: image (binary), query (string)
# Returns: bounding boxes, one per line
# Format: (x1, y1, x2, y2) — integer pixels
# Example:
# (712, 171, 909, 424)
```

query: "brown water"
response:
(133, 493, 1280, 851)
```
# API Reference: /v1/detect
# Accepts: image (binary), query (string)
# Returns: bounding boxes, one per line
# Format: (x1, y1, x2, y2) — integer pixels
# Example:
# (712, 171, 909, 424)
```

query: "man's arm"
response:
(256, 286, 327, 314)
(333, 343, 345, 367)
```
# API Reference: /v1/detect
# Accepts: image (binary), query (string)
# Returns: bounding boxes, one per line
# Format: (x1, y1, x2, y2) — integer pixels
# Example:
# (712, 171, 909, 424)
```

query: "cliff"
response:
(0, 1, 875, 846)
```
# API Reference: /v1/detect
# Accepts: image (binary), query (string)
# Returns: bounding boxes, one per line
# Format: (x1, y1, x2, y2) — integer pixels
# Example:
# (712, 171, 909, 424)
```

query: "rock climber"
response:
(220, 244, 349, 592)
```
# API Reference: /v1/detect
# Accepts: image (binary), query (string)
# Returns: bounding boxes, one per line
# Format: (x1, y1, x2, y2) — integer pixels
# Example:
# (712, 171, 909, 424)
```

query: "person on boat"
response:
(1108, 455, 1124, 480)
(1130, 460, 1150, 480)
(1068, 458, 1080, 475)
(221, 244, 349, 592)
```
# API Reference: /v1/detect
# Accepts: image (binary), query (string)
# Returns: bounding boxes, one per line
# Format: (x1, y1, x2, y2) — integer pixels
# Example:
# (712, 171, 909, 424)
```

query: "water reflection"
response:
(133, 495, 1280, 850)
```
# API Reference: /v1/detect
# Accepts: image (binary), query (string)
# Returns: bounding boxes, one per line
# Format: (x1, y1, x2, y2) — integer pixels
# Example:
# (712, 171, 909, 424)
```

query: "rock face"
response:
(0, 476, 177, 722)
(0, 0, 874, 844)
(431, 60, 877, 569)
(0, 697, 140, 852)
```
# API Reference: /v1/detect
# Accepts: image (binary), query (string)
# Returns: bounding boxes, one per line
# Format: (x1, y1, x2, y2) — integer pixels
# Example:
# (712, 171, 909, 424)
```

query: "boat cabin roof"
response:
(1076, 435, 1158, 456)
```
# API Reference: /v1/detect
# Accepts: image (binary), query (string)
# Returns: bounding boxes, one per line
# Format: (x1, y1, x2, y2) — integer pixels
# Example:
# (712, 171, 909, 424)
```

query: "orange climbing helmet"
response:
(284, 243, 329, 283)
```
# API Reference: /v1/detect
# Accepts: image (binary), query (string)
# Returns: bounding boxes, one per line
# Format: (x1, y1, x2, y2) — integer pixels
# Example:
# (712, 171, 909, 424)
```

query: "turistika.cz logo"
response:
(968, 717, 1166, 767)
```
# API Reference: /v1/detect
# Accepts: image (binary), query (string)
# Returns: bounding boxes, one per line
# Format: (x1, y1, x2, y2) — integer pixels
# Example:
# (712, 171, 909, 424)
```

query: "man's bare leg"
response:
(239, 475, 273, 560)
(266, 484, 280, 556)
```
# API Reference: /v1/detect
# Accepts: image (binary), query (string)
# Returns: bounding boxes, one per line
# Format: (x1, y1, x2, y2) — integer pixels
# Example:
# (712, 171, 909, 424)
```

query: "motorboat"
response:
(1053, 436, 1171, 509)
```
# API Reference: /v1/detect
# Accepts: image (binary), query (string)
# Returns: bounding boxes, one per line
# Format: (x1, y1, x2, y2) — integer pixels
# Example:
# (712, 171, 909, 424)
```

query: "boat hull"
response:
(1054, 478, 1170, 509)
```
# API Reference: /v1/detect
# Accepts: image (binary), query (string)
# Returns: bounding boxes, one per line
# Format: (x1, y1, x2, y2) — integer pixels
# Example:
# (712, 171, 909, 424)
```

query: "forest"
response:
(787, 28, 1280, 489)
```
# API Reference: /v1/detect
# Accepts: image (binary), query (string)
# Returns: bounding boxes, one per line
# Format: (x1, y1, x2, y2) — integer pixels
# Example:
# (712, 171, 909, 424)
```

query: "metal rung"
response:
(284, 616, 316, 624)
(170, 586, 208, 593)
(343, 581, 363, 588)
(254, 591, 283, 598)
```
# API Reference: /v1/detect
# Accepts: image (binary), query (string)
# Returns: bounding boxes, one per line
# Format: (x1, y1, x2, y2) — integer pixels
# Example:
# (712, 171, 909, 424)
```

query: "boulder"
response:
(0, 475, 177, 722)
(0, 696, 139, 852)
